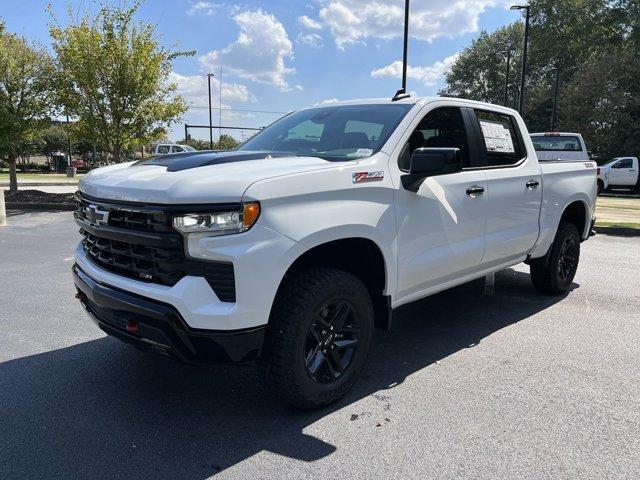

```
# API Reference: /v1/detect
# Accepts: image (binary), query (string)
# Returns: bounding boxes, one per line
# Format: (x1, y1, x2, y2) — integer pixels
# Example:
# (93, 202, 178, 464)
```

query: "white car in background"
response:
(151, 143, 197, 156)
(597, 157, 639, 193)
(530, 132, 590, 162)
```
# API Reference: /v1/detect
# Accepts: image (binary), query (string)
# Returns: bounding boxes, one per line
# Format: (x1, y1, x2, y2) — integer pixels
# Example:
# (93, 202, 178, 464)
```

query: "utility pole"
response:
(207, 73, 215, 149)
(66, 113, 72, 167)
(503, 48, 513, 106)
(511, 4, 531, 114)
(219, 65, 223, 142)
(550, 66, 561, 131)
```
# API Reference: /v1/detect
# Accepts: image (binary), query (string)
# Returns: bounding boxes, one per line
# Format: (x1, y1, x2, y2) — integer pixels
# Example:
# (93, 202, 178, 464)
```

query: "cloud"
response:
(371, 53, 460, 86)
(297, 33, 323, 48)
(298, 15, 323, 30)
(186, 1, 221, 16)
(313, 98, 341, 106)
(199, 10, 296, 91)
(168, 72, 256, 108)
(312, 0, 508, 49)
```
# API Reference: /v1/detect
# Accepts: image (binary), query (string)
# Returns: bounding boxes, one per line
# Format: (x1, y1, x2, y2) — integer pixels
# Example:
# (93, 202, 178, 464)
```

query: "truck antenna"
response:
(392, 0, 411, 101)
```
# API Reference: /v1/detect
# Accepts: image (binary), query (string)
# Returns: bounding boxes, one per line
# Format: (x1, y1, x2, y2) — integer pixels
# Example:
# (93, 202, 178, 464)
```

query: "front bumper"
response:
(73, 264, 265, 364)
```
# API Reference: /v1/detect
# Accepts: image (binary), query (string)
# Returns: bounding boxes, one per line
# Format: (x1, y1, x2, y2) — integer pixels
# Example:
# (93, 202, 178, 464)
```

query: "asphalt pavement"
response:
(1, 211, 639, 479)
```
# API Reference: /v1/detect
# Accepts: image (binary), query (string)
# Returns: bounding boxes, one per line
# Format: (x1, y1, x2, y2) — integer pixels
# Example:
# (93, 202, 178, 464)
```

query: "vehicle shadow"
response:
(0, 269, 577, 479)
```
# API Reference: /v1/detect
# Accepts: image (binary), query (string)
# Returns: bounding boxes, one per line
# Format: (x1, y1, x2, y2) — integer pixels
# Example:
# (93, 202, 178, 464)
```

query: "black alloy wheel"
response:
(304, 299, 360, 384)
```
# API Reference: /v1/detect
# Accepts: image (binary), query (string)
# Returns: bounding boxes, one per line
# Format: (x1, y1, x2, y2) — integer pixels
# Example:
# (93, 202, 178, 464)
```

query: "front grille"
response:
(75, 194, 237, 302)
(81, 230, 184, 286)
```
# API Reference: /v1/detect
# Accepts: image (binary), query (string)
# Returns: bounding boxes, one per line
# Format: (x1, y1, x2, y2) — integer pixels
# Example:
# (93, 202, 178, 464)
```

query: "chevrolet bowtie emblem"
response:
(84, 204, 109, 226)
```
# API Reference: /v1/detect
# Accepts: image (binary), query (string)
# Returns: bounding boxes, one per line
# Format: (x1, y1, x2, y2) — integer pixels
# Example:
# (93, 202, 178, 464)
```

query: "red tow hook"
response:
(125, 322, 140, 334)
(75, 291, 87, 300)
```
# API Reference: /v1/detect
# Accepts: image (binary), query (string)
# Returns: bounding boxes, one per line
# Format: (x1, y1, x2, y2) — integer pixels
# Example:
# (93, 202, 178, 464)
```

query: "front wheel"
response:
(530, 223, 581, 295)
(259, 268, 373, 409)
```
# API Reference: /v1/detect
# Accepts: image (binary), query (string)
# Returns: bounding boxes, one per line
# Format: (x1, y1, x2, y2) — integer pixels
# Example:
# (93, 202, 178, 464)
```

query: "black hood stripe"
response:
(132, 151, 303, 172)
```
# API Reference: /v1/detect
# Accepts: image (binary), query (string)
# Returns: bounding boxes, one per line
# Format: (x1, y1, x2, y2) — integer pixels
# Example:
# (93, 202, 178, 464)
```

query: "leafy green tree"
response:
(216, 134, 239, 150)
(40, 124, 68, 166)
(0, 21, 54, 192)
(441, 23, 523, 106)
(49, 2, 192, 162)
(439, 0, 639, 159)
(178, 138, 210, 151)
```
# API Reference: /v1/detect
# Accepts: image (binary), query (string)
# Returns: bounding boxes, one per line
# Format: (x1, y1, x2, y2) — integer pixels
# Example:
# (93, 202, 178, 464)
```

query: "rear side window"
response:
(474, 110, 523, 167)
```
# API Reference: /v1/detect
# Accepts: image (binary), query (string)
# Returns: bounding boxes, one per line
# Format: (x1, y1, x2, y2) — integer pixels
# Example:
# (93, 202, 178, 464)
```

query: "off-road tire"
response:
(258, 268, 373, 410)
(530, 222, 581, 295)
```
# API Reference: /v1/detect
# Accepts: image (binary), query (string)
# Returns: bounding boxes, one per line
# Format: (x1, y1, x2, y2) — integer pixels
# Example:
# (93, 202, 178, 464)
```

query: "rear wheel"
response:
(259, 268, 373, 409)
(530, 223, 581, 295)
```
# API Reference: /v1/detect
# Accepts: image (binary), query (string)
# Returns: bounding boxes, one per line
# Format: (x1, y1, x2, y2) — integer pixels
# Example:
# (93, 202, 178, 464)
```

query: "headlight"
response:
(173, 202, 260, 236)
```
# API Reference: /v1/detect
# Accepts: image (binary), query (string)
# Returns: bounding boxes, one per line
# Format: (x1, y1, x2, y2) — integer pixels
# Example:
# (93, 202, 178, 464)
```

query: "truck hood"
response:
(78, 151, 334, 204)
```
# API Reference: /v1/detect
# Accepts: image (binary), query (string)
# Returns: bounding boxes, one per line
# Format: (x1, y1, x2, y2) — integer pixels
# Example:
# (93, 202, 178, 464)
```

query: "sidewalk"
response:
(0, 173, 81, 187)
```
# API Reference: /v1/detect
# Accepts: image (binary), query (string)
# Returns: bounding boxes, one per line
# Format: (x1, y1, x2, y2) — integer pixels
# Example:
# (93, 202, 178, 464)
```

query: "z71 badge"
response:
(352, 171, 384, 183)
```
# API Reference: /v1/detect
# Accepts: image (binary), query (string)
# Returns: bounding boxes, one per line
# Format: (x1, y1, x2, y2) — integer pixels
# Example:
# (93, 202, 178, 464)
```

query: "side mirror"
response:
(401, 147, 463, 192)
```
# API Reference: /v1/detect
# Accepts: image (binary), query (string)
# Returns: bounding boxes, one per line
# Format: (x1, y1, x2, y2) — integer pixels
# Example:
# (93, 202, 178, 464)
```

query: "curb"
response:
(594, 226, 640, 237)
(6, 202, 76, 212)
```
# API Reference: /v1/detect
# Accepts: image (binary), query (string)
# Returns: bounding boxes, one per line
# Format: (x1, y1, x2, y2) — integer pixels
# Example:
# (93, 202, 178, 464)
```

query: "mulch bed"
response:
(4, 189, 76, 204)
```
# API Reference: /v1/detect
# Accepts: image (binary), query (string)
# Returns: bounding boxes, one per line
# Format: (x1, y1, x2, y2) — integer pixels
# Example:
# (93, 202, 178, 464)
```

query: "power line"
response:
(187, 105, 289, 115)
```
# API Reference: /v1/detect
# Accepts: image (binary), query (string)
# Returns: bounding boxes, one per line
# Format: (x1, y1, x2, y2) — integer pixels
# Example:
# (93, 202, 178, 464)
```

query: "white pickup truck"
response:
(73, 97, 597, 409)
(530, 132, 590, 162)
(597, 156, 639, 193)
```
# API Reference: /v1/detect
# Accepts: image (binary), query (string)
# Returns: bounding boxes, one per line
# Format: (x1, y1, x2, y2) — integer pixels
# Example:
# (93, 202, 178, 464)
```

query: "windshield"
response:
(531, 135, 583, 152)
(184, 145, 196, 152)
(238, 104, 413, 160)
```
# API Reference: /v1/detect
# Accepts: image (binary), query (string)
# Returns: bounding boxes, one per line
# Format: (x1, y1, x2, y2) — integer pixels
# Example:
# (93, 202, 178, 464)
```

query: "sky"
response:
(1, 0, 521, 142)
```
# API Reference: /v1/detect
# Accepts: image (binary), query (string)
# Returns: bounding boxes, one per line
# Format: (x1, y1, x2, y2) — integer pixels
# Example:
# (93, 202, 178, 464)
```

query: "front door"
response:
(393, 106, 488, 301)
(609, 158, 636, 186)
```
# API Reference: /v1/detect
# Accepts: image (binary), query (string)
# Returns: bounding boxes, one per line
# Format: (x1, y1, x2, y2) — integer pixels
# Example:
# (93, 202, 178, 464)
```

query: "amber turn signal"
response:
(242, 202, 261, 229)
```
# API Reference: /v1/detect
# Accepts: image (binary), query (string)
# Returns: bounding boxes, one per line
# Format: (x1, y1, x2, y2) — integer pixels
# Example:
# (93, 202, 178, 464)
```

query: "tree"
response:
(0, 21, 54, 192)
(40, 124, 68, 167)
(440, 23, 524, 106)
(216, 134, 239, 150)
(49, 2, 192, 162)
(439, 0, 639, 159)
(178, 138, 210, 151)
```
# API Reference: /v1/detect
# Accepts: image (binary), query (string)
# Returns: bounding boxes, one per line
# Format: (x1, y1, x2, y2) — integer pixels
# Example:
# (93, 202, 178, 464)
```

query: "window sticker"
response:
(479, 120, 515, 154)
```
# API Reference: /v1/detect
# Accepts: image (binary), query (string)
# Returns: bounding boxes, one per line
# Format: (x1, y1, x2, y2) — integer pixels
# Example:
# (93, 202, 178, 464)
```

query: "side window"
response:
(171, 146, 184, 153)
(615, 159, 632, 168)
(157, 145, 170, 155)
(475, 110, 523, 167)
(399, 107, 471, 171)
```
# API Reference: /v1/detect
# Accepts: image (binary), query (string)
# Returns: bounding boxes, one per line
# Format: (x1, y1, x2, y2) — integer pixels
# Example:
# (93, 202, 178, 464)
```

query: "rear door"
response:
(471, 109, 542, 265)
(392, 104, 488, 300)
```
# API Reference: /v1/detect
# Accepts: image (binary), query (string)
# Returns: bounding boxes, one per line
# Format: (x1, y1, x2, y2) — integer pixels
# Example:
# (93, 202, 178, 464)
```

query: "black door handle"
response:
(466, 185, 485, 196)
(526, 180, 540, 189)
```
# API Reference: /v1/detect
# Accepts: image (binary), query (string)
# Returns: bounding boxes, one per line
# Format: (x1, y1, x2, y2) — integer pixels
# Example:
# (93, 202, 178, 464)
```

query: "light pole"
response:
(503, 47, 514, 106)
(219, 65, 223, 142)
(207, 73, 215, 149)
(393, 0, 411, 100)
(511, 4, 531, 114)
(550, 66, 561, 131)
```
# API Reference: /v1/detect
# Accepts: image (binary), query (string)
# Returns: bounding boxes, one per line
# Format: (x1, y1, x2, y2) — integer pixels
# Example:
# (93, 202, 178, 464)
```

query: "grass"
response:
(595, 220, 640, 229)
(0, 172, 83, 181)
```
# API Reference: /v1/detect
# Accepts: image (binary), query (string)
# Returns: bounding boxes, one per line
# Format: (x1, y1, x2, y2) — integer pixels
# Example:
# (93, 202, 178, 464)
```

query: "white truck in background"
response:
(530, 132, 590, 162)
(597, 157, 639, 193)
(73, 97, 597, 409)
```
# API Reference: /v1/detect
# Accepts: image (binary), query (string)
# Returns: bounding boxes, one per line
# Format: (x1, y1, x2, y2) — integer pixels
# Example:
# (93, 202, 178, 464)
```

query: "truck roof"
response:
(302, 96, 520, 116)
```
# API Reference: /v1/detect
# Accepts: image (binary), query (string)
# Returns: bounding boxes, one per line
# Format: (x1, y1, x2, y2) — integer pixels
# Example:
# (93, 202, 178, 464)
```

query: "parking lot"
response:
(1, 210, 639, 479)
